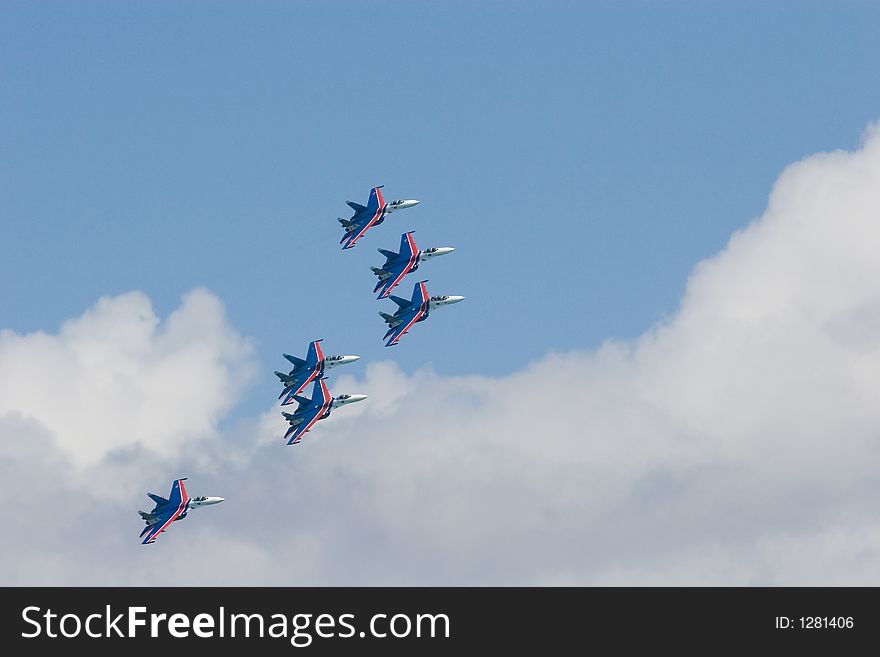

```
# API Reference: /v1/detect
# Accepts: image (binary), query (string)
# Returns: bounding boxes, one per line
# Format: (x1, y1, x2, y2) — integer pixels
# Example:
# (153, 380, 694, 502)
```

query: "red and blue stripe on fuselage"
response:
(341, 186, 387, 250)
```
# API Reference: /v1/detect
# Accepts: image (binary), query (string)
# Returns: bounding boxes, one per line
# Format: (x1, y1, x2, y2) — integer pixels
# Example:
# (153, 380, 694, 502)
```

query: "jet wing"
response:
(340, 215, 380, 250)
(141, 479, 190, 545)
(340, 216, 369, 249)
(277, 379, 298, 400)
(284, 379, 332, 445)
(383, 306, 426, 347)
(283, 353, 307, 368)
(279, 369, 320, 406)
(375, 232, 419, 299)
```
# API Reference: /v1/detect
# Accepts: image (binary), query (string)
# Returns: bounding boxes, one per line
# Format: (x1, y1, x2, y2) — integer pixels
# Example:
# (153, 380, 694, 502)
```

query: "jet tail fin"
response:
(305, 339, 324, 367)
(411, 280, 429, 305)
(292, 394, 311, 407)
(389, 295, 411, 309)
(378, 248, 398, 261)
(379, 312, 399, 326)
(367, 186, 385, 212)
(346, 201, 367, 213)
(147, 493, 168, 506)
(338, 217, 355, 228)
(398, 231, 417, 260)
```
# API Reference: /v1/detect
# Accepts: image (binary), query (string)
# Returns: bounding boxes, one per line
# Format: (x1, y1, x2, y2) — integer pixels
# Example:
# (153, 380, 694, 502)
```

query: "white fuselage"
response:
(324, 355, 360, 370)
(428, 295, 466, 311)
(419, 246, 454, 261)
(188, 496, 224, 510)
(329, 394, 368, 410)
(385, 199, 420, 213)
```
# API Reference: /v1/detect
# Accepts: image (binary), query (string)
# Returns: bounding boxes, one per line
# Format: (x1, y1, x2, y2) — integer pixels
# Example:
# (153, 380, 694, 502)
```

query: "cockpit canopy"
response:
(431, 295, 449, 301)
(326, 355, 343, 361)
(424, 248, 438, 253)
(389, 199, 404, 205)
(336, 394, 351, 400)
(193, 496, 207, 501)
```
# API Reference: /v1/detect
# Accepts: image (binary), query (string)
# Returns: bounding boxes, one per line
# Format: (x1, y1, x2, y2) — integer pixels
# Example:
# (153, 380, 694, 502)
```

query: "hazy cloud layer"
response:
(4, 127, 880, 584)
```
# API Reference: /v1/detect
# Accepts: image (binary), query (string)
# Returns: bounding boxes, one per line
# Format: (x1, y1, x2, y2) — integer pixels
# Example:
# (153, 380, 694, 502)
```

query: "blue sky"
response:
(3, 1, 880, 414)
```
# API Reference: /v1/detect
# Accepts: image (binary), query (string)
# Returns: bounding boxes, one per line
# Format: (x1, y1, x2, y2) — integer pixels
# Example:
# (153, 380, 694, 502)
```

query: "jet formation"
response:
(283, 185, 463, 443)
(269, 185, 463, 451)
(140, 186, 462, 543)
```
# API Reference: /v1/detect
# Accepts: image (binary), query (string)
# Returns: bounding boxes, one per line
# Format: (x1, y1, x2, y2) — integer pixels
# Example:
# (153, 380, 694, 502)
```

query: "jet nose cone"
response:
(344, 355, 361, 364)
(349, 394, 368, 404)
(399, 200, 420, 209)
(447, 295, 466, 304)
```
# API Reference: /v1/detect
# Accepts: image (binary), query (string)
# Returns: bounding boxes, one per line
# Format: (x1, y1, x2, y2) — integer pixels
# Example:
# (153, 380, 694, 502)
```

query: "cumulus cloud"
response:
(0, 288, 255, 467)
(4, 126, 880, 585)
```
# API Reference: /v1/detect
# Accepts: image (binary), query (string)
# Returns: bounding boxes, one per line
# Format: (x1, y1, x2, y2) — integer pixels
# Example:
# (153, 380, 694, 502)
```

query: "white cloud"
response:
(4, 126, 880, 584)
(0, 288, 255, 467)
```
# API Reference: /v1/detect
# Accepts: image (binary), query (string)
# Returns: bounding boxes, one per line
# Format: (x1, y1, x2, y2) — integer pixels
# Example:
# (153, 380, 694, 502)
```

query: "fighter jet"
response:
(281, 377, 367, 445)
(379, 280, 465, 347)
(275, 339, 360, 406)
(338, 185, 420, 250)
(138, 478, 223, 545)
(371, 231, 454, 299)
